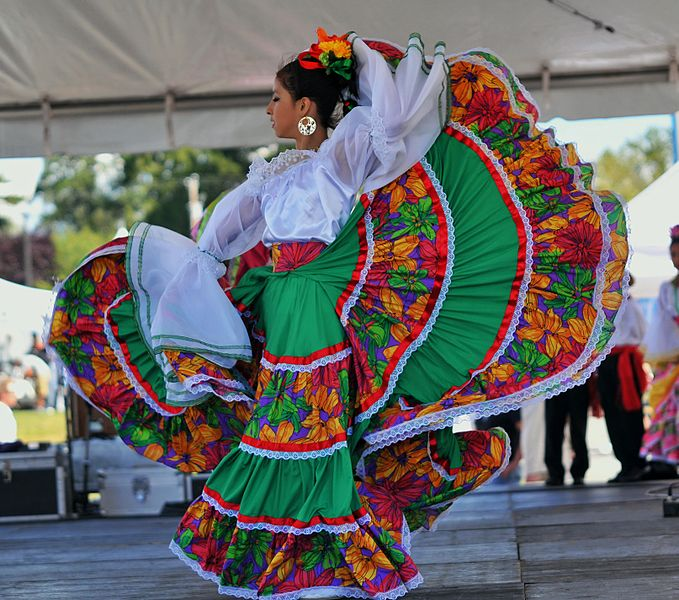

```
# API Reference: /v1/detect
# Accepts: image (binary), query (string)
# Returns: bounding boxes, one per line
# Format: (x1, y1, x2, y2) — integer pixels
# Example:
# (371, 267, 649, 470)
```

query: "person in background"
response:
(543, 382, 592, 486)
(0, 399, 18, 446)
(521, 402, 547, 483)
(596, 274, 648, 483)
(28, 332, 48, 363)
(639, 226, 679, 479)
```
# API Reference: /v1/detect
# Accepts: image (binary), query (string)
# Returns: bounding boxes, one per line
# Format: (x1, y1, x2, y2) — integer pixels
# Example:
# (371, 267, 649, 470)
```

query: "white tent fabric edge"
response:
(626, 162, 679, 299)
(1, 0, 678, 157)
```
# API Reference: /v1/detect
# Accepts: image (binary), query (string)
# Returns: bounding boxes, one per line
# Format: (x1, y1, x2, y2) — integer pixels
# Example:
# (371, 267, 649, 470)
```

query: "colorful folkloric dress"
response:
(641, 281, 679, 466)
(47, 35, 630, 599)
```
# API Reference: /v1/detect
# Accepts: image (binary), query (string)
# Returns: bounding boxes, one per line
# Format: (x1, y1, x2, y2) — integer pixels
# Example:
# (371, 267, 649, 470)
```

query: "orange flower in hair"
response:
(298, 28, 354, 80)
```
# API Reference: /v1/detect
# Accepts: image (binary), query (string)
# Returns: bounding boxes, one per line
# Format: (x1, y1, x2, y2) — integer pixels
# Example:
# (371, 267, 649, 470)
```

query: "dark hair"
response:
(276, 59, 356, 129)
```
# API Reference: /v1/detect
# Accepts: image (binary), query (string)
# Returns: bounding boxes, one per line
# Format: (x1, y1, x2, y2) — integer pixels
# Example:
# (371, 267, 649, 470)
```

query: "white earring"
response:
(297, 116, 317, 136)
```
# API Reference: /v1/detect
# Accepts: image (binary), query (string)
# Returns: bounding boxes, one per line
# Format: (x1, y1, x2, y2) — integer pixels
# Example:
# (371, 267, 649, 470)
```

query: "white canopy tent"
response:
(0, 0, 678, 157)
(626, 161, 679, 299)
(0, 277, 52, 359)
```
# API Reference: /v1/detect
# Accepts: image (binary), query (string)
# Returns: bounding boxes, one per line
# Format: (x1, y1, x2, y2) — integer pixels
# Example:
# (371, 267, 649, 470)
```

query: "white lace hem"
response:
(103, 292, 185, 418)
(238, 439, 348, 460)
(170, 537, 423, 600)
(261, 347, 352, 373)
(201, 490, 372, 535)
(340, 199, 374, 326)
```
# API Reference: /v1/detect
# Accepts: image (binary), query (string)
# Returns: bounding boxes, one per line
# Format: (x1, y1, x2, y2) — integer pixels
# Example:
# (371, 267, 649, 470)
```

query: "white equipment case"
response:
(97, 465, 186, 517)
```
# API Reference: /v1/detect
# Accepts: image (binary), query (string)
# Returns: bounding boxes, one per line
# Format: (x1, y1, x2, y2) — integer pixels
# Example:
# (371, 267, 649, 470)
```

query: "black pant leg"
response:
(623, 409, 645, 470)
(598, 355, 626, 467)
(568, 384, 590, 479)
(598, 354, 645, 472)
(544, 394, 568, 481)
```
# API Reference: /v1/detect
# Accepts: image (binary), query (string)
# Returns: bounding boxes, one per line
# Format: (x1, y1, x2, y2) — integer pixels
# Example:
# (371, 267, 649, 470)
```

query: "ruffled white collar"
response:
(246, 148, 319, 191)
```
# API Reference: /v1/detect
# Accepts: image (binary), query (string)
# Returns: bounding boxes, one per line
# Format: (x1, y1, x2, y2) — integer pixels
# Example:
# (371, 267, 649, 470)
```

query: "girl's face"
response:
(671, 242, 679, 271)
(266, 79, 300, 140)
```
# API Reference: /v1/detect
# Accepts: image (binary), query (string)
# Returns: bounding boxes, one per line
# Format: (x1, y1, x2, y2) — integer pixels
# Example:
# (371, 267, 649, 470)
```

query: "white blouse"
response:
(642, 281, 679, 363)
(609, 296, 646, 347)
(199, 34, 449, 256)
(126, 34, 450, 405)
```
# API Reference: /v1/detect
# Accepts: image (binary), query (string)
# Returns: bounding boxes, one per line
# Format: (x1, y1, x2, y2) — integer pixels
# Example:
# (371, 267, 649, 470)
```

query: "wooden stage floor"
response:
(2, 481, 678, 599)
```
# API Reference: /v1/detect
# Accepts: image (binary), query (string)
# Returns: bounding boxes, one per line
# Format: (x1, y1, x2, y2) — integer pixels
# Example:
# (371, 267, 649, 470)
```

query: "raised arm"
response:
(325, 34, 449, 195)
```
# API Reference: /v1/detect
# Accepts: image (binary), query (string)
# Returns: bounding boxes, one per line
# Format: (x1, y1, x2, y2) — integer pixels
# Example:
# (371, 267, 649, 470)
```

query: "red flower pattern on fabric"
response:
(272, 241, 326, 272)
(463, 87, 507, 131)
(556, 220, 603, 269)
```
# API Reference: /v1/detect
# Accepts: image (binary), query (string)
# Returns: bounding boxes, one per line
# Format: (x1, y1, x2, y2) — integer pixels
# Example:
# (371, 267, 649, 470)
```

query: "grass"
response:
(13, 409, 67, 443)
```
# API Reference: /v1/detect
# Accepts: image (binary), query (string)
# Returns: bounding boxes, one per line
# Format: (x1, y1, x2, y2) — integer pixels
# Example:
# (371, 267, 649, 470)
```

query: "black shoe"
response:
(640, 463, 679, 480)
(571, 477, 585, 486)
(607, 471, 623, 484)
(618, 467, 645, 483)
(545, 477, 564, 487)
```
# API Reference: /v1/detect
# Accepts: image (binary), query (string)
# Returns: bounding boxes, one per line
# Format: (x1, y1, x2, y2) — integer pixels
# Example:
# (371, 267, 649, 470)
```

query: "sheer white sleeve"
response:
(125, 178, 265, 405)
(324, 34, 449, 195)
(198, 176, 266, 260)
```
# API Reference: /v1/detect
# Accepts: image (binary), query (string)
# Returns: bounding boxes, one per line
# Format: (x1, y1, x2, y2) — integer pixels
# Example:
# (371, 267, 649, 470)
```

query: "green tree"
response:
(0, 175, 21, 232)
(118, 147, 251, 234)
(37, 155, 125, 235)
(51, 227, 112, 279)
(37, 148, 254, 235)
(594, 127, 673, 201)
(37, 147, 258, 276)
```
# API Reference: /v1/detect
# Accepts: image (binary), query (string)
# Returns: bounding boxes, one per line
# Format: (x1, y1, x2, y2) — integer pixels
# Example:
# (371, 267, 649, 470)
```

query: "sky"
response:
(0, 112, 674, 210)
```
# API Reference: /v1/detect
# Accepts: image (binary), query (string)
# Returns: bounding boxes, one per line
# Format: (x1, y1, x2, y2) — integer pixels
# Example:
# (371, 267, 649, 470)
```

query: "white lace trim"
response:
(444, 120, 534, 383)
(201, 490, 372, 535)
(446, 52, 626, 392)
(71, 241, 127, 274)
(401, 517, 412, 553)
(185, 383, 253, 405)
(340, 199, 375, 326)
(161, 361, 254, 405)
(44, 281, 135, 425)
(426, 432, 458, 483)
(237, 512, 371, 536)
(183, 247, 227, 278)
(171, 536, 423, 600)
(201, 489, 238, 517)
(355, 160, 456, 424)
(370, 112, 390, 165)
(182, 371, 248, 393)
(102, 293, 185, 418)
(640, 451, 679, 465)
(261, 347, 352, 373)
(169, 539, 224, 586)
(449, 50, 539, 130)
(246, 149, 316, 193)
(238, 439, 348, 460)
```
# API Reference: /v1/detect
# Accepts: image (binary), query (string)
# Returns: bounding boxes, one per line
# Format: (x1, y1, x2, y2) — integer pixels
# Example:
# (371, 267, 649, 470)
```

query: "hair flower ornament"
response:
(298, 27, 354, 80)
(671, 224, 679, 240)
